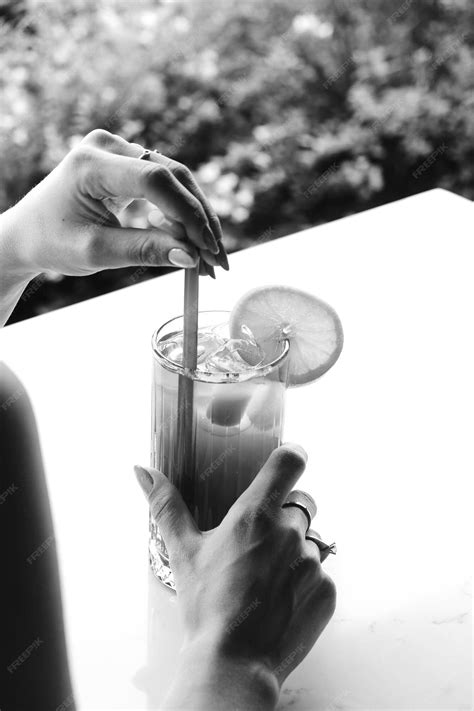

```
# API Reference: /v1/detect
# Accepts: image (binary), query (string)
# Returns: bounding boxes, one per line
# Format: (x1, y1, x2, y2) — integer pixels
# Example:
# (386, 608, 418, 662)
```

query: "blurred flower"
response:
(215, 173, 239, 195)
(233, 206, 249, 222)
(253, 125, 273, 144)
(236, 184, 253, 208)
(338, 157, 383, 197)
(198, 160, 221, 184)
(253, 152, 272, 170)
(192, 49, 219, 81)
(173, 15, 190, 34)
(196, 99, 220, 121)
(292, 13, 333, 39)
(121, 120, 146, 140)
(12, 127, 29, 146)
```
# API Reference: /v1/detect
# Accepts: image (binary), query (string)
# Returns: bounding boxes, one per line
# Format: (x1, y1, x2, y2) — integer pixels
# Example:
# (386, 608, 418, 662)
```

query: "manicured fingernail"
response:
(205, 263, 216, 279)
(202, 224, 219, 254)
(168, 248, 198, 268)
(217, 242, 229, 270)
(134, 465, 154, 497)
(201, 250, 219, 267)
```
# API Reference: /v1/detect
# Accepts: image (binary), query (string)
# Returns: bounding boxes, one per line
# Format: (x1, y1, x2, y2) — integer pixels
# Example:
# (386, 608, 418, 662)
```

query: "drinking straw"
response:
(182, 265, 200, 374)
(176, 264, 200, 506)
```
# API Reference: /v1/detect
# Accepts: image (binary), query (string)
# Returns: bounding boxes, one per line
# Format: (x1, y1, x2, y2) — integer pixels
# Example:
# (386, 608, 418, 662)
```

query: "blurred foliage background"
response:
(1, 0, 473, 323)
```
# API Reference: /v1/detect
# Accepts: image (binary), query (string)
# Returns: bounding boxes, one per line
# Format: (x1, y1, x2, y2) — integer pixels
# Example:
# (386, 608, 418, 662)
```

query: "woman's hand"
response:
(135, 444, 336, 711)
(0, 129, 228, 324)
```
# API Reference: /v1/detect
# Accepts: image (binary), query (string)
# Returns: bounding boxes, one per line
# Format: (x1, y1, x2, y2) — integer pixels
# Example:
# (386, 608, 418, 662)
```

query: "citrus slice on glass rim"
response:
(229, 285, 344, 386)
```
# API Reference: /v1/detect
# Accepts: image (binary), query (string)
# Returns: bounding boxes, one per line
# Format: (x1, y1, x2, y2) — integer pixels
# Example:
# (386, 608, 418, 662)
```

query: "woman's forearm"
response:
(161, 637, 279, 711)
(0, 209, 37, 326)
(0, 276, 31, 326)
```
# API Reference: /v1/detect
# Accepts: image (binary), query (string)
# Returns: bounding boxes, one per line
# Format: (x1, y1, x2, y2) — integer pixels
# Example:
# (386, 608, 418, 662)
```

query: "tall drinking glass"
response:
(149, 310, 289, 588)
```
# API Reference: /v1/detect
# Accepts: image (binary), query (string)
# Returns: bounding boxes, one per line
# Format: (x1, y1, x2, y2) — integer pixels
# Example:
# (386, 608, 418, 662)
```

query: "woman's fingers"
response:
(199, 248, 220, 267)
(283, 506, 312, 537)
(216, 241, 229, 270)
(134, 466, 199, 561)
(202, 261, 216, 279)
(304, 531, 322, 564)
(83, 225, 199, 269)
(79, 130, 228, 268)
(71, 146, 219, 254)
(154, 154, 224, 242)
(236, 443, 308, 513)
(147, 211, 221, 270)
(200, 242, 229, 270)
(148, 210, 186, 237)
(152, 153, 229, 271)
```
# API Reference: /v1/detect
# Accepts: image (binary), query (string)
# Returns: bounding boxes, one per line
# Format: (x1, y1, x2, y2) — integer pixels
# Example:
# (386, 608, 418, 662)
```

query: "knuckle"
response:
(173, 163, 192, 183)
(284, 521, 302, 547)
(251, 505, 275, 528)
(68, 145, 98, 173)
(235, 501, 273, 529)
(82, 128, 116, 148)
(82, 227, 105, 267)
(129, 141, 146, 154)
(129, 236, 159, 266)
(298, 554, 321, 576)
(146, 164, 172, 189)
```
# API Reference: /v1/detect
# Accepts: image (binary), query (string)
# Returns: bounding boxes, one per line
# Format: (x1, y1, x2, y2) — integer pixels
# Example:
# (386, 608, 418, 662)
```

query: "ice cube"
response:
(158, 326, 264, 373)
(158, 329, 226, 366)
(196, 329, 226, 364)
(210, 321, 230, 341)
(159, 337, 184, 364)
(203, 338, 264, 373)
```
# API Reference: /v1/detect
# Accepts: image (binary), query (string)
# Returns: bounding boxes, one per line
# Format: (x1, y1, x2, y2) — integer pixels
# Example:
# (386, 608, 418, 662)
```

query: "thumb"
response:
(134, 465, 199, 558)
(87, 226, 199, 269)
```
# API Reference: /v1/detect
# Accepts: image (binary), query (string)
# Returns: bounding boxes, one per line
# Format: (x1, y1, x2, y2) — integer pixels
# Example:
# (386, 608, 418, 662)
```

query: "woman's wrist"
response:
(0, 207, 38, 280)
(162, 634, 279, 711)
(0, 208, 39, 325)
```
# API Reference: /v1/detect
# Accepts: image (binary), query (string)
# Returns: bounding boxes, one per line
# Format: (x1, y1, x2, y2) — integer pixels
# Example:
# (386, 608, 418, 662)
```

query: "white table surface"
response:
(1, 189, 472, 711)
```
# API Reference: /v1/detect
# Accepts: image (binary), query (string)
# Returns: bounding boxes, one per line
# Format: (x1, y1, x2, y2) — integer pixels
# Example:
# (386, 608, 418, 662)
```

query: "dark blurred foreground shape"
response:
(0, 363, 75, 710)
(1, 0, 473, 323)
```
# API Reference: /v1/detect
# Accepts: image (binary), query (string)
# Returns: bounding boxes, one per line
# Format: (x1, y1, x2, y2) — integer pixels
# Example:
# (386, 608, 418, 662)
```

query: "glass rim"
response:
(151, 310, 290, 383)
